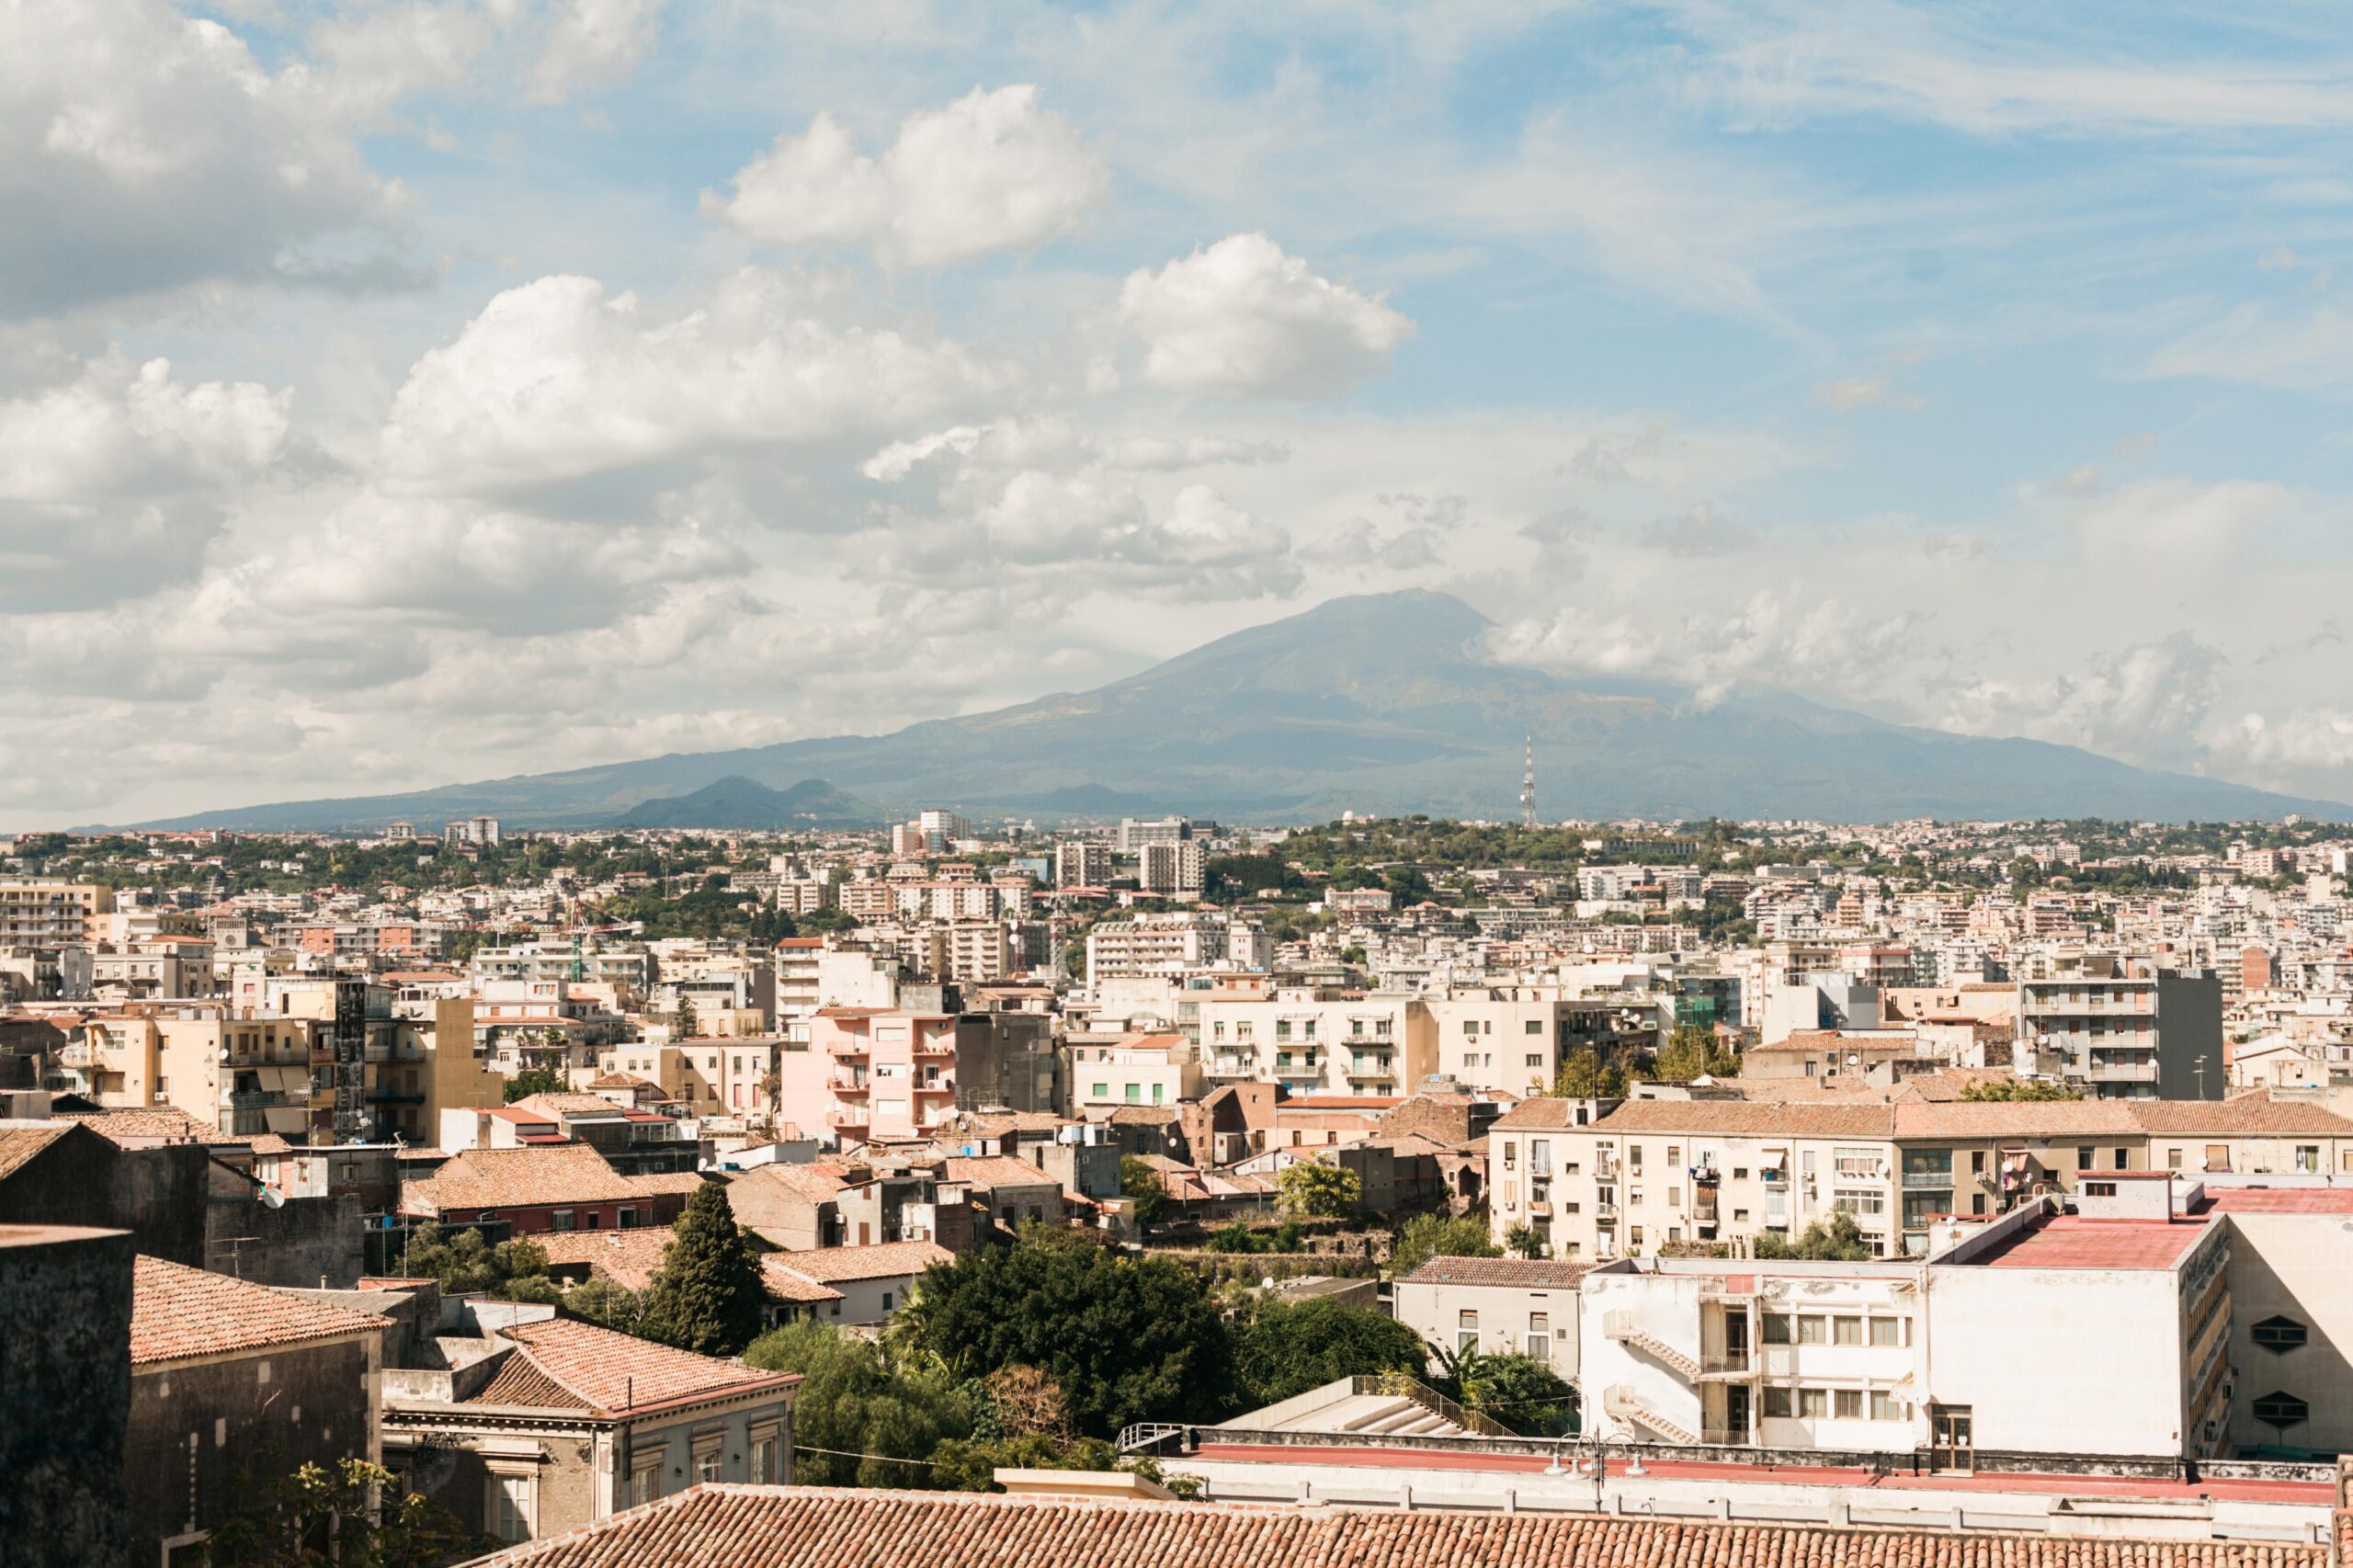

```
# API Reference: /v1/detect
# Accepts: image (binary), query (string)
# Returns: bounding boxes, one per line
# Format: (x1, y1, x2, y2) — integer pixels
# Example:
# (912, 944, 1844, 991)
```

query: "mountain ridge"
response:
(122, 591, 2351, 829)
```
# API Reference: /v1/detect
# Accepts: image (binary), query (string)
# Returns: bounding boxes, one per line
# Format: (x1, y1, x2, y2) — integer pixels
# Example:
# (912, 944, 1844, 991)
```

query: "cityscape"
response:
(11, 4, 2353, 1568)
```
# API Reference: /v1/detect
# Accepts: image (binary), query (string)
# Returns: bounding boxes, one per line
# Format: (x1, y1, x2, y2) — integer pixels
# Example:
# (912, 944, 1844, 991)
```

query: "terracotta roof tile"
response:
(401, 1143, 645, 1215)
(131, 1256, 385, 1365)
(1400, 1256, 1594, 1290)
(494, 1318, 795, 1415)
(757, 1256, 847, 1304)
(768, 1240, 954, 1284)
(0, 1122, 74, 1178)
(467, 1483, 2331, 1568)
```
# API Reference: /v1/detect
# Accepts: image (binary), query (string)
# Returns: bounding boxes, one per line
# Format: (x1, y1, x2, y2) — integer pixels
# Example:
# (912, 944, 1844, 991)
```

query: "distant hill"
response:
(615, 777, 875, 830)
(131, 590, 2351, 829)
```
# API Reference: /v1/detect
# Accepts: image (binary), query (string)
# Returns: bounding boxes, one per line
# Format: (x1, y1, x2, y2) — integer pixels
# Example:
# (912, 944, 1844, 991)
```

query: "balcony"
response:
(1902, 1169, 1955, 1188)
(825, 1039, 871, 1059)
(830, 1075, 870, 1095)
(1594, 1203, 1619, 1224)
(1528, 1200, 1552, 1217)
(914, 1081, 954, 1096)
(1698, 1352, 1755, 1381)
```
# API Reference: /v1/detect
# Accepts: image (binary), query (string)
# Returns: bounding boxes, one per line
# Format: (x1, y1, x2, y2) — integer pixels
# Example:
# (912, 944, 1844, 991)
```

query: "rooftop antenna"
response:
(1521, 734, 1538, 831)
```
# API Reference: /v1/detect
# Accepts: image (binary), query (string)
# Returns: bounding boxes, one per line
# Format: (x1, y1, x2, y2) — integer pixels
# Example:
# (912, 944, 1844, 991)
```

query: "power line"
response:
(792, 1443, 938, 1469)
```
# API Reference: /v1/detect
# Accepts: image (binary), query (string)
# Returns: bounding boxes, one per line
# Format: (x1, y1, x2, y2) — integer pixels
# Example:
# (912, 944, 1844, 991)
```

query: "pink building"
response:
(787, 1009, 962, 1148)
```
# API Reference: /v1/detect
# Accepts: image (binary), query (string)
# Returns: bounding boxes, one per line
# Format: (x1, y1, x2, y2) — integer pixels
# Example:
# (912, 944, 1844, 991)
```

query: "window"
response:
(1835, 1389, 1863, 1419)
(2252, 1315, 2308, 1353)
(1870, 1390, 1907, 1421)
(1092, 1083, 1108, 1098)
(1503, 1142, 1517, 1170)
(1869, 1317, 1903, 1347)
(1795, 1315, 1825, 1345)
(2083, 1180, 2117, 1198)
(490, 1474, 534, 1541)
(2113, 1147, 2130, 1170)
(550, 1210, 575, 1231)
(1526, 1019, 1542, 1034)
(1666, 1146, 1681, 1165)
(1762, 1386, 1792, 1418)
(1630, 1144, 1643, 1174)
(2076, 1146, 2093, 1171)
(1526, 1054, 1543, 1068)
(751, 1433, 780, 1484)
(1761, 1313, 1792, 1344)
(2296, 1145, 2321, 1174)
(1458, 1309, 1479, 1353)
(1797, 1388, 1829, 1418)
(1833, 1316, 1863, 1346)
(2252, 1391, 2310, 1432)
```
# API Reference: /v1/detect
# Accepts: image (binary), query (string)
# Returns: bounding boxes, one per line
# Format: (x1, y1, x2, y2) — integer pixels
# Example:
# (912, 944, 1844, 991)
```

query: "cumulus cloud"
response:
(0, 355, 289, 609)
(1118, 233, 1412, 399)
(0, 0, 401, 314)
(1936, 634, 2227, 774)
(702, 86, 1108, 267)
(379, 269, 992, 494)
(527, 0, 665, 103)
(861, 419, 1285, 483)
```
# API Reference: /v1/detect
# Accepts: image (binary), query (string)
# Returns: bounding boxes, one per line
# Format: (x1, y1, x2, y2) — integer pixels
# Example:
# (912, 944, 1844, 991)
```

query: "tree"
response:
(1504, 1223, 1548, 1259)
(1651, 1024, 1740, 1084)
(641, 1182, 767, 1356)
(1120, 1155, 1168, 1232)
(898, 1229, 1236, 1437)
(1389, 1213, 1500, 1278)
(1552, 1052, 1627, 1099)
(562, 1276, 643, 1333)
(674, 994, 701, 1040)
(1275, 1160, 1359, 1219)
(1960, 1077, 2083, 1102)
(393, 1223, 557, 1300)
(1232, 1298, 1430, 1407)
(502, 1063, 567, 1103)
(200, 1458, 488, 1566)
(744, 1321, 966, 1488)
(1754, 1210, 1872, 1261)
(1437, 1346, 1576, 1436)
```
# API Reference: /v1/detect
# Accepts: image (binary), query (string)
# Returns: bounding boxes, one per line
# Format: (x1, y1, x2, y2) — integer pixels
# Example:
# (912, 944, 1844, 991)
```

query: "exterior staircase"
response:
(1604, 1383, 1697, 1446)
(1604, 1310, 1701, 1381)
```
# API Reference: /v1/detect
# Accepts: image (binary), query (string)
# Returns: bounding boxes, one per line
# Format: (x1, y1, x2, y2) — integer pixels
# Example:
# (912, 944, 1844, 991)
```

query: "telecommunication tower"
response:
(1520, 734, 1538, 830)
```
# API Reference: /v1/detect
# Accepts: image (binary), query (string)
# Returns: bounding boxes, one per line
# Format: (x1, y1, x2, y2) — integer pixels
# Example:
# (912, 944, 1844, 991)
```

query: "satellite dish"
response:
(258, 1186, 286, 1209)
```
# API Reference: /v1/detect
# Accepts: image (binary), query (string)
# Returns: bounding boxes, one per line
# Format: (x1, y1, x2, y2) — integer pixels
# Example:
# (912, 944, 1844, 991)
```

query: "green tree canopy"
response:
(1651, 1024, 1741, 1084)
(1438, 1346, 1576, 1436)
(1959, 1077, 2083, 1101)
(1552, 1053, 1628, 1098)
(201, 1458, 488, 1566)
(1754, 1210, 1873, 1261)
(743, 1321, 966, 1488)
(641, 1182, 767, 1356)
(1232, 1297, 1430, 1407)
(898, 1230, 1236, 1437)
(1389, 1213, 1501, 1278)
(392, 1223, 557, 1301)
(1120, 1155, 1167, 1231)
(1274, 1160, 1359, 1219)
(501, 1063, 567, 1103)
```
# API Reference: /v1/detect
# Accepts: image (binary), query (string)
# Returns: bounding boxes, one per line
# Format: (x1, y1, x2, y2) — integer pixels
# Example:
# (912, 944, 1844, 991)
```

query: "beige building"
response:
(1391, 1255, 1587, 1385)
(1193, 989, 1438, 1096)
(1489, 1094, 2353, 1262)
(1067, 1032, 1203, 1117)
(0, 878, 111, 945)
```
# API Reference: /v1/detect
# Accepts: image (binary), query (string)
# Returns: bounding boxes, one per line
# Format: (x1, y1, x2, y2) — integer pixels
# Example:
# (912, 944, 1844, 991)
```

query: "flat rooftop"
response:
(2196, 1187, 2353, 1215)
(1969, 1215, 2209, 1271)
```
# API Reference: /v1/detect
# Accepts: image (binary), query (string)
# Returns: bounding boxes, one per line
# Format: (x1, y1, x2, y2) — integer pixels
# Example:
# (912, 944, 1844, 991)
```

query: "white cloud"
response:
(702, 85, 1108, 267)
(527, 0, 666, 104)
(1118, 233, 1412, 399)
(379, 268, 992, 494)
(0, 354, 289, 609)
(0, 0, 400, 313)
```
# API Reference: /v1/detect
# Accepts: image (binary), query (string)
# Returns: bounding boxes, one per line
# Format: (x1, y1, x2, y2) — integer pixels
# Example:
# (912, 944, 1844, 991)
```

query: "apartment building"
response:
(598, 1038, 780, 1120)
(1392, 1256, 1587, 1384)
(1054, 840, 1114, 889)
(1489, 1094, 2353, 1262)
(1086, 912, 1265, 986)
(1066, 1032, 1203, 1117)
(2014, 953, 2225, 1100)
(776, 1010, 962, 1147)
(1193, 988, 1438, 1097)
(0, 879, 111, 945)
(1139, 840, 1207, 897)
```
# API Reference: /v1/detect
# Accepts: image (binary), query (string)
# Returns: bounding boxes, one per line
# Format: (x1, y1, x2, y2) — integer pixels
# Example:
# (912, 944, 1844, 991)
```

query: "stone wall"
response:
(0, 1225, 133, 1568)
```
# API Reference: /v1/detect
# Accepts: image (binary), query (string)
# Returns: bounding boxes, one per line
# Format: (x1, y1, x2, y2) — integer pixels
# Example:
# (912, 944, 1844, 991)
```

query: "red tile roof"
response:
(465, 1483, 2328, 1568)
(400, 1143, 651, 1214)
(767, 1240, 953, 1284)
(1400, 1256, 1594, 1290)
(131, 1256, 386, 1365)
(488, 1318, 796, 1415)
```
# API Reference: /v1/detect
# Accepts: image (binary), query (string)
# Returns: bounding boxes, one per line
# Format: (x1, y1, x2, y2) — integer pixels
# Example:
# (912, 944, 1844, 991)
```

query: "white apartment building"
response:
(1055, 841, 1114, 888)
(1489, 1095, 2353, 1263)
(1392, 1256, 1586, 1385)
(1192, 988, 1438, 1097)
(1425, 991, 1579, 1097)
(1086, 913, 1266, 987)
(1067, 1032, 1203, 1117)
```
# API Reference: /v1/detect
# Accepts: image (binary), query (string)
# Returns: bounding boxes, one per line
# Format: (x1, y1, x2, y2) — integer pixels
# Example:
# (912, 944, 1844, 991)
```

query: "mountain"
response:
(614, 777, 876, 831)
(131, 590, 2350, 829)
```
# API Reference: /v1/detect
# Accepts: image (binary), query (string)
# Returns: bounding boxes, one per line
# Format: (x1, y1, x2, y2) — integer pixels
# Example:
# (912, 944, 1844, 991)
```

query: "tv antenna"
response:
(1521, 734, 1538, 830)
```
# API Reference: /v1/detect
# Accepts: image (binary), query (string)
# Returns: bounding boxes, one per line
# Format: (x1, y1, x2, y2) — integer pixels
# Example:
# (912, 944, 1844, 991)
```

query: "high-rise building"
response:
(1054, 840, 1114, 888)
(1139, 840, 1207, 897)
(1118, 816, 1193, 853)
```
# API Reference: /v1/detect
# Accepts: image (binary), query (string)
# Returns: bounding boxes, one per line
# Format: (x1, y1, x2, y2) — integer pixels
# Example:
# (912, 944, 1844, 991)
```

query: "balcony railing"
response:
(1902, 1170, 1955, 1188)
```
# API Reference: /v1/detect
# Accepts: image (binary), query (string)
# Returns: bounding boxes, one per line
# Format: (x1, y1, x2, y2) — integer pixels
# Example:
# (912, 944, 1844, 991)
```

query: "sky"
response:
(11, 1, 2353, 826)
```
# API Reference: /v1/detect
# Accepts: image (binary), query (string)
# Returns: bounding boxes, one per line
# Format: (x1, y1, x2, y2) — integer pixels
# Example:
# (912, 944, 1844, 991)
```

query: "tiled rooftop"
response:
(1400, 1256, 1594, 1290)
(768, 1239, 954, 1283)
(464, 1483, 2329, 1568)
(131, 1256, 386, 1365)
(489, 1317, 796, 1415)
